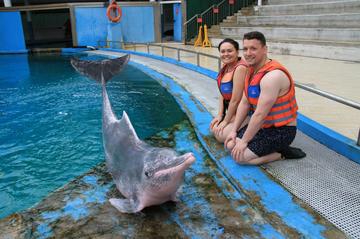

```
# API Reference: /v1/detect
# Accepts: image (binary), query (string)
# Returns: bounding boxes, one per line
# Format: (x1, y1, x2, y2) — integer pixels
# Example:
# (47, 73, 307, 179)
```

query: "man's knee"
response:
(225, 139, 235, 150)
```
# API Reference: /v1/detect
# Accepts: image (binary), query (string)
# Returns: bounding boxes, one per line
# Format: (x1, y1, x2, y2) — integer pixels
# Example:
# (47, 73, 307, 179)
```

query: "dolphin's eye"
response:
(145, 171, 153, 178)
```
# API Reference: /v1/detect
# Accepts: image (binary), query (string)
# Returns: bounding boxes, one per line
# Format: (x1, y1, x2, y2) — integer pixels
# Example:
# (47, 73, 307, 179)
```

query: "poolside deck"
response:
(98, 50, 360, 238)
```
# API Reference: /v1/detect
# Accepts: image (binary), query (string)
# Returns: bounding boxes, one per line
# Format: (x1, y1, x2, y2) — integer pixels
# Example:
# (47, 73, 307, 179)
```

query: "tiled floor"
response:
(126, 43, 360, 141)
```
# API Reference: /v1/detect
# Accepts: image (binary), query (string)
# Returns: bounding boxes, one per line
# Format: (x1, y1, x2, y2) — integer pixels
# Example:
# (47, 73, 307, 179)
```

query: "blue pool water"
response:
(0, 53, 186, 218)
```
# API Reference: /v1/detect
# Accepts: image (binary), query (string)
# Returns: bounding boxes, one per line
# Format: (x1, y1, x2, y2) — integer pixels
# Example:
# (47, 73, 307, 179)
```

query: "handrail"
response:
(96, 40, 222, 69)
(156, 45, 219, 59)
(183, 14, 199, 26)
(96, 41, 360, 144)
(295, 83, 360, 110)
(217, 0, 227, 7)
(200, 4, 215, 18)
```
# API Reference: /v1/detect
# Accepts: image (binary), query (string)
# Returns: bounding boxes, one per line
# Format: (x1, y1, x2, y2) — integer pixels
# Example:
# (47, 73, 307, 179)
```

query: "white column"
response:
(258, 0, 262, 6)
(4, 0, 12, 7)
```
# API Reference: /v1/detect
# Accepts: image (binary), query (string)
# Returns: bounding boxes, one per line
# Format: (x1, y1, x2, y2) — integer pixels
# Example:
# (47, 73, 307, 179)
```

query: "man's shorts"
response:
(237, 125, 297, 157)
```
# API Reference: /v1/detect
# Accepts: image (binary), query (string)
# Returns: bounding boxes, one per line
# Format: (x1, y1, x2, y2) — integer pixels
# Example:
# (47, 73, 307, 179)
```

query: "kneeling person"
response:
(210, 38, 248, 143)
(225, 31, 301, 165)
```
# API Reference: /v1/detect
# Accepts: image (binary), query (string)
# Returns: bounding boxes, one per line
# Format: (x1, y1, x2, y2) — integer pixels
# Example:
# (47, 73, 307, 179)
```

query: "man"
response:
(224, 31, 304, 165)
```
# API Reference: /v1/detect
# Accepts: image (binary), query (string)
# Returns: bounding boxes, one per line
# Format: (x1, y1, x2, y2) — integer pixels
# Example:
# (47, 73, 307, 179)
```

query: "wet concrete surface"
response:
(0, 120, 345, 238)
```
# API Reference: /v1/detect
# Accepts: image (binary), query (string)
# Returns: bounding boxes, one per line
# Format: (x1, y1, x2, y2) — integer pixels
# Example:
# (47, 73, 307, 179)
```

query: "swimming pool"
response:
(0, 51, 347, 238)
(0, 53, 186, 219)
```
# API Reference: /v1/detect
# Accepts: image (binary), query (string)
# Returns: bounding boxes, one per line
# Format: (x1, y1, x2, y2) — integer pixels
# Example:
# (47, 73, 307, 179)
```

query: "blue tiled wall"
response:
(0, 11, 27, 53)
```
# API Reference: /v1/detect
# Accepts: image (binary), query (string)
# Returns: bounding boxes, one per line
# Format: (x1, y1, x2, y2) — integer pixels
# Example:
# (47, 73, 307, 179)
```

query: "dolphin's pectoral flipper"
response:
(170, 188, 183, 202)
(109, 198, 141, 214)
(170, 193, 180, 202)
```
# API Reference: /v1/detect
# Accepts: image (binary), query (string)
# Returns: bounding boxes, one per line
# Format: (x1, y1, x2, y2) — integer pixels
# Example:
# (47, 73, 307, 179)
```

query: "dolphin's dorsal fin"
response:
(119, 111, 140, 142)
(70, 54, 130, 84)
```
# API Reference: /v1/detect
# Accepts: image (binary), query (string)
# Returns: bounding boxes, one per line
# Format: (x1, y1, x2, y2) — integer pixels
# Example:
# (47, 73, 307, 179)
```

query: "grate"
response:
(264, 131, 360, 238)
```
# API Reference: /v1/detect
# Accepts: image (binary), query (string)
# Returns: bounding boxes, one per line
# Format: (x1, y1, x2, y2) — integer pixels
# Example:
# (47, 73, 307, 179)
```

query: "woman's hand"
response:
(210, 116, 222, 130)
(213, 119, 228, 137)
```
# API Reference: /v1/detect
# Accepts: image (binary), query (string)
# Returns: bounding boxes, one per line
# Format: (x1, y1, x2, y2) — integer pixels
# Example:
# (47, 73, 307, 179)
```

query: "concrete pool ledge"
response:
(93, 49, 354, 237)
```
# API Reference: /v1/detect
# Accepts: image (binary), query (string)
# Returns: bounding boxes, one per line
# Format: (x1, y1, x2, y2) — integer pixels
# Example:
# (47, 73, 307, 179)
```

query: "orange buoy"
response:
(106, 0, 122, 23)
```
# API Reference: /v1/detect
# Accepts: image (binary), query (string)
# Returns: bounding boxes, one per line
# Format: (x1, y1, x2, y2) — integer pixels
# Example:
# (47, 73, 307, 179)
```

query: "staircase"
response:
(208, 0, 360, 62)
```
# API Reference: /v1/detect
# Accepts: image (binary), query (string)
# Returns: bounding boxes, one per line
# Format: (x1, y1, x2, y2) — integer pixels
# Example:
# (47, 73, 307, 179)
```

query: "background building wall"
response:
(186, 0, 220, 19)
(74, 5, 156, 47)
(0, 11, 27, 53)
(74, 7, 108, 47)
(0, 3, 159, 51)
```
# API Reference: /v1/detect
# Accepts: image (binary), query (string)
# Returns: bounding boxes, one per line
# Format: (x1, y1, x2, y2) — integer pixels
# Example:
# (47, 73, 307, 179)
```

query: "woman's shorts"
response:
(237, 125, 297, 157)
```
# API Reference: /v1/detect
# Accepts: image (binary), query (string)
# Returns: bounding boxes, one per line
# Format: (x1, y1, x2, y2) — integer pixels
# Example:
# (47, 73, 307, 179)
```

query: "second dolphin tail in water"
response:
(70, 54, 130, 84)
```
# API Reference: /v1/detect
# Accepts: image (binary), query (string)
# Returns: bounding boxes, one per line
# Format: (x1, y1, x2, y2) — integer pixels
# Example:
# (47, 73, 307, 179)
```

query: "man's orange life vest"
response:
(217, 58, 247, 101)
(244, 60, 298, 128)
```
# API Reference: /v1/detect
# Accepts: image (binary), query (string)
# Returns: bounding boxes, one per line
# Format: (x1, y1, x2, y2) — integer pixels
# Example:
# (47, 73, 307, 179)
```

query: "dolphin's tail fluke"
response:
(70, 54, 130, 84)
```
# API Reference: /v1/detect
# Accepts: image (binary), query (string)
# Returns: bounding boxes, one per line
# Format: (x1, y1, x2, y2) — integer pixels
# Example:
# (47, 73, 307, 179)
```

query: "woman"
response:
(210, 38, 248, 142)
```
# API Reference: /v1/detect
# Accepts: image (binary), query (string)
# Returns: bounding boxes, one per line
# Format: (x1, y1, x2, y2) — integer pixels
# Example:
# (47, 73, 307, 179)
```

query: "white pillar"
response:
(4, 0, 12, 7)
(258, 0, 262, 6)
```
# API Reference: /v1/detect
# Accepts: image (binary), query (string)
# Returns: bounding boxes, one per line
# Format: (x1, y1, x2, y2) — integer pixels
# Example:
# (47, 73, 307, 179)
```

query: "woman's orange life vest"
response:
(244, 60, 298, 128)
(217, 58, 247, 101)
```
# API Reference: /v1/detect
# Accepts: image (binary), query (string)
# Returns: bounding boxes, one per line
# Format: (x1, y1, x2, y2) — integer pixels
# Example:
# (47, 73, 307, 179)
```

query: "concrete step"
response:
(208, 25, 220, 31)
(207, 25, 221, 35)
(237, 7, 255, 16)
(219, 26, 360, 43)
(226, 15, 236, 20)
(223, 15, 237, 23)
(257, 0, 360, 16)
(267, 0, 352, 5)
(209, 36, 360, 62)
(223, 19, 236, 23)
(236, 13, 360, 28)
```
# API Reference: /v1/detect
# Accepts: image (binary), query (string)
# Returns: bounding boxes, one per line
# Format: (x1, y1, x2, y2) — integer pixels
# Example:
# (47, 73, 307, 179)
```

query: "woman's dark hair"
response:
(243, 31, 266, 46)
(218, 38, 239, 51)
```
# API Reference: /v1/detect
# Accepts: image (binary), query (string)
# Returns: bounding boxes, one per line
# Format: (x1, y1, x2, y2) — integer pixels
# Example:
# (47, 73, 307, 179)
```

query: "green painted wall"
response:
(186, 0, 222, 19)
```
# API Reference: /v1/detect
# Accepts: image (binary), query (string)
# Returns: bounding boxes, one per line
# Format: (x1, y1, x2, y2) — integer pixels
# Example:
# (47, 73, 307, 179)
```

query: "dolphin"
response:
(71, 54, 195, 213)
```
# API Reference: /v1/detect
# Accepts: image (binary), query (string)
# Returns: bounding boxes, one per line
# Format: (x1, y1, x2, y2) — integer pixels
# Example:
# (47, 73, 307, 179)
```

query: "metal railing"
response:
(97, 41, 222, 71)
(95, 41, 360, 145)
(184, 0, 256, 43)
